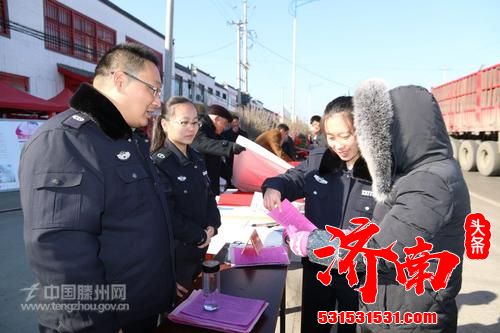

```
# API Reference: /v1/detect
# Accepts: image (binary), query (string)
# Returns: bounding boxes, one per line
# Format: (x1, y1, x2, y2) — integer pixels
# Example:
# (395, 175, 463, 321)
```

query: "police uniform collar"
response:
(69, 83, 132, 140)
(163, 139, 203, 167)
(318, 148, 371, 181)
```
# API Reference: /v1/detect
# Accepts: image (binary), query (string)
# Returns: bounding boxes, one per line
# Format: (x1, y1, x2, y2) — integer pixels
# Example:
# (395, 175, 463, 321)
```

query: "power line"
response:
(5, 20, 102, 60)
(222, 0, 241, 17)
(253, 39, 351, 89)
(209, 0, 237, 22)
(253, 39, 290, 63)
(176, 41, 235, 59)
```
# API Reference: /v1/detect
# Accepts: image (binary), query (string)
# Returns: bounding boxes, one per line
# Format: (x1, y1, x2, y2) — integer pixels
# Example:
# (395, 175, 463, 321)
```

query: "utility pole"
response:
(307, 82, 322, 121)
(242, 0, 249, 93)
(291, 1, 297, 122)
(289, 0, 317, 122)
(235, 22, 242, 105)
(281, 86, 286, 123)
(163, 0, 174, 100)
(230, 0, 250, 107)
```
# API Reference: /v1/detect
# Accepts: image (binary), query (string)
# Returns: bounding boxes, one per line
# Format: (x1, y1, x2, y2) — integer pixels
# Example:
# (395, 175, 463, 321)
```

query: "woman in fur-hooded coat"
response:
(352, 81, 471, 332)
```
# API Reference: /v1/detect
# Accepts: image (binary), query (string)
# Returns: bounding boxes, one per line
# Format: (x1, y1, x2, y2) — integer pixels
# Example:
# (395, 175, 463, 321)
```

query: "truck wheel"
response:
(476, 141, 500, 176)
(449, 137, 460, 160)
(458, 140, 478, 171)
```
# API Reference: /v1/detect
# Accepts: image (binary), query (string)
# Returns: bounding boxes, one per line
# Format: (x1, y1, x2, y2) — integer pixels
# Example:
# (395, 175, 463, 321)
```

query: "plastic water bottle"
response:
(202, 260, 220, 311)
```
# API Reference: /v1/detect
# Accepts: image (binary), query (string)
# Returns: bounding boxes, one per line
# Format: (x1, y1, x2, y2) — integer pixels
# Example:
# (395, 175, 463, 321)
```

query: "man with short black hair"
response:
(308, 114, 326, 149)
(20, 43, 175, 332)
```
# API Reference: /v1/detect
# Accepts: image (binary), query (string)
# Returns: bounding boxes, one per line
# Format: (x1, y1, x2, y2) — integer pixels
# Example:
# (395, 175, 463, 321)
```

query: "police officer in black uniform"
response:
(263, 96, 375, 333)
(19, 43, 175, 332)
(150, 97, 221, 296)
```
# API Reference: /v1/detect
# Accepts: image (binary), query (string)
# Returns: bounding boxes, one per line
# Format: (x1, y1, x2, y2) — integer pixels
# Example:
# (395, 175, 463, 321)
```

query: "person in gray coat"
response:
(19, 43, 176, 332)
(290, 81, 470, 333)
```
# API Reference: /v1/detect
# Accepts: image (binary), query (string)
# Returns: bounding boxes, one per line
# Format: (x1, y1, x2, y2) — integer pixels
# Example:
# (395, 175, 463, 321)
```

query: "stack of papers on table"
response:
(168, 289, 268, 333)
(229, 244, 290, 267)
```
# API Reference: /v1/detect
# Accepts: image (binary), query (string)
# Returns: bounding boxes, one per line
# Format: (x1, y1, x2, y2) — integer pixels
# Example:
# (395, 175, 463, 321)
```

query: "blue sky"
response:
(111, 0, 499, 122)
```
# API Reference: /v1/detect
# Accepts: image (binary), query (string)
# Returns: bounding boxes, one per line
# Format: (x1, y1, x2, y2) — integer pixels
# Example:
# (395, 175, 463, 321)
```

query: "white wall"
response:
(0, 0, 164, 99)
(0, 0, 241, 112)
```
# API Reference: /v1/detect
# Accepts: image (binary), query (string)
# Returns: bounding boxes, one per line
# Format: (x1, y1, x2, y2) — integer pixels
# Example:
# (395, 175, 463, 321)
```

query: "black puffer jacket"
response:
(352, 81, 471, 332)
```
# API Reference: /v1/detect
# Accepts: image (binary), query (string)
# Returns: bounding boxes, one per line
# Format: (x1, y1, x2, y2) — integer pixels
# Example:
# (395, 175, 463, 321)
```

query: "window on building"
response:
(0, 72, 29, 92)
(174, 75, 183, 96)
(125, 36, 163, 76)
(216, 90, 220, 97)
(44, 0, 115, 63)
(222, 93, 227, 100)
(207, 87, 213, 95)
(96, 24, 115, 59)
(0, 0, 10, 37)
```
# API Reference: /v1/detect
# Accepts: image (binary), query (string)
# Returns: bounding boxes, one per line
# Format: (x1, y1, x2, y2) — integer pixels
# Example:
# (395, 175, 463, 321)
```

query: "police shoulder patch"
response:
(151, 148, 172, 164)
(62, 112, 91, 129)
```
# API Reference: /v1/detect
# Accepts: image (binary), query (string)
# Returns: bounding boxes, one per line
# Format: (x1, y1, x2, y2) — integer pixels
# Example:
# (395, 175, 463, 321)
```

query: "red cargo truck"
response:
(431, 63, 500, 176)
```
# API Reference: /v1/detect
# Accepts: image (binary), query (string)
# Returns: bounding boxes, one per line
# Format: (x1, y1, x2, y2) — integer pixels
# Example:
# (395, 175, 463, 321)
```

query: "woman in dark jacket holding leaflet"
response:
(151, 97, 221, 297)
(262, 96, 375, 333)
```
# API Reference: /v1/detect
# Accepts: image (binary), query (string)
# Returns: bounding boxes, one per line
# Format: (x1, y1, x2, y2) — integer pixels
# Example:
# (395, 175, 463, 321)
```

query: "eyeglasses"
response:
(326, 134, 353, 145)
(171, 119, 202, 128)
(112, 71, 163, 98)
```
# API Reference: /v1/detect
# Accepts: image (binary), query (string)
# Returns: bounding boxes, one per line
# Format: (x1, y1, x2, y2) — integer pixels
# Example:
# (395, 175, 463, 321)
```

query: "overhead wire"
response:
(176, 41, 235, 59)
(5, 20, 106, 59)
(252, 39, 351, 89)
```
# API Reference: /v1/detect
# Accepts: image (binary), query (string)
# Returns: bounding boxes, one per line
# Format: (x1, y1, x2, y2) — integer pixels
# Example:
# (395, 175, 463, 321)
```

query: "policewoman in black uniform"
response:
(151, 97, 221, 297)
(262, 96, 375, 333)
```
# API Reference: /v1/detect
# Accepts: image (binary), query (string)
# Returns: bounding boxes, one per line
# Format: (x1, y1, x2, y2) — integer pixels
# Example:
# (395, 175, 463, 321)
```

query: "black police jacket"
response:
(262, 147, 374, 230)
(152, 140, 221, 288)
(191, 114, 235, 194)
(19, 83, 175, 331)
(151, 139, 221, 245)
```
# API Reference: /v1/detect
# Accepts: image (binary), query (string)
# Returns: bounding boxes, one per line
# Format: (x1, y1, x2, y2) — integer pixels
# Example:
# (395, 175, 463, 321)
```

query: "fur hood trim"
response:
(353, 79, 393, 202)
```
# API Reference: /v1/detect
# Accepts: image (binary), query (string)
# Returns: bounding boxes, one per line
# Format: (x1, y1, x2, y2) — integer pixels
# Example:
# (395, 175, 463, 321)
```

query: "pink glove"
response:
(289, 231, 311, 257)
(282, 228, 290, 245)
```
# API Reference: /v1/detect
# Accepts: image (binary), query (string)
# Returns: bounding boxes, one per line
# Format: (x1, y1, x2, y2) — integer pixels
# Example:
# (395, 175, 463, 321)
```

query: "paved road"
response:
(457, 172, 500, 333)
(0, 209, 37, 332)
(1, 170, 499, 332)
